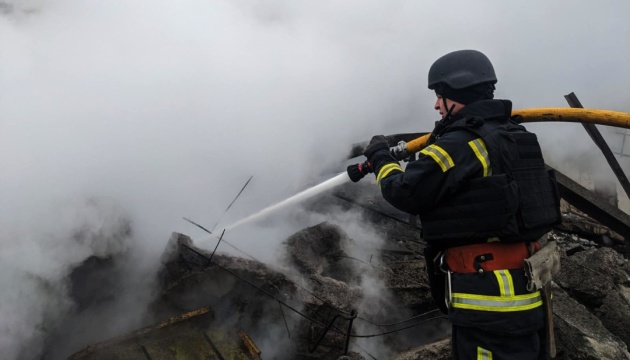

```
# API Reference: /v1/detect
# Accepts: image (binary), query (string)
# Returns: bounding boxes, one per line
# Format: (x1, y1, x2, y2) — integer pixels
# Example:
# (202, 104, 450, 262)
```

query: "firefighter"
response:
(363, 49, 561, 359)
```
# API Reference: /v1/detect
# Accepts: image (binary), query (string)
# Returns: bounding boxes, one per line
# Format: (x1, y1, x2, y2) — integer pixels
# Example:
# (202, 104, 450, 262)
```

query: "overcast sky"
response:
(1, 0, 629, 358)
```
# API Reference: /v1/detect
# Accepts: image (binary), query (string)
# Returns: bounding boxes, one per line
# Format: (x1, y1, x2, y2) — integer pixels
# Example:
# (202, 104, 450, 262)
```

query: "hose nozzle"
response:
(391, 141, 410, 161)
(347, 161, 373, 182)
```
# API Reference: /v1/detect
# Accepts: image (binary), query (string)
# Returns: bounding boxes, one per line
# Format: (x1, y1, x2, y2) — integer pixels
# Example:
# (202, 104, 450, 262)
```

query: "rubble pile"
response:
(148, 202, 630, 359)
(68, 183, 630, 359)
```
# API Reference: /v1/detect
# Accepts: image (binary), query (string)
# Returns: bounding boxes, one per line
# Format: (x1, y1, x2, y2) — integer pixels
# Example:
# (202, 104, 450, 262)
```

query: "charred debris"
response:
(67, 94, 630, 360)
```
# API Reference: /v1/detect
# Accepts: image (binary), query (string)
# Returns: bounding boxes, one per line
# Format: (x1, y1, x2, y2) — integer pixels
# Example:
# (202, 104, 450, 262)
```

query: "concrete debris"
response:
(552, 282, 630, 359)
(65, 176, 630, 359)
(285, 222, 360, 285)
(390, 337, 452, 360)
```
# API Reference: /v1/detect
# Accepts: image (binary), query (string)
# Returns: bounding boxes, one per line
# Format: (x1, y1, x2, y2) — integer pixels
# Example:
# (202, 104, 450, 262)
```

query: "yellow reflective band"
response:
(477, 347, 493, 360)
(451, 291, 542, 312)
(468, 138, 491, 177)
(376, 163, 403, 187)
(420, 145, 454, 172)
(493, 270, 515, 297)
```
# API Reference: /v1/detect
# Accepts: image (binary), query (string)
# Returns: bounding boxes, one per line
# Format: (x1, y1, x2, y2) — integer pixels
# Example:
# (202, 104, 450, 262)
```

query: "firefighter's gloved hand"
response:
(363, 135, 398, 176)
(363, 135, 389, 159)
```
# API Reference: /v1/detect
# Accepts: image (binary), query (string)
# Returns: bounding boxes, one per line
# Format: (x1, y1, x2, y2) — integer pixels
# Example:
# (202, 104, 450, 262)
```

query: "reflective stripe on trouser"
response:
(478, 347, 492, 360)
(452, 269, 542, 312)
(451, 291, 542, 312)
(494, 270, 514, 296)
(452, 325, 544, 360)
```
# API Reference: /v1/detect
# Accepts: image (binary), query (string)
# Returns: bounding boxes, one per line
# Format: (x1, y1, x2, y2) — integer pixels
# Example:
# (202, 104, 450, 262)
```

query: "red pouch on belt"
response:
(445, 241, 540, 273)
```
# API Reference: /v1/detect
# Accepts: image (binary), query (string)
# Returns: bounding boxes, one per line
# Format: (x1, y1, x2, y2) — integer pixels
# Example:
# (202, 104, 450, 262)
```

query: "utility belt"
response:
(432, 239, 560, 313)
(443, 241, 540, 274)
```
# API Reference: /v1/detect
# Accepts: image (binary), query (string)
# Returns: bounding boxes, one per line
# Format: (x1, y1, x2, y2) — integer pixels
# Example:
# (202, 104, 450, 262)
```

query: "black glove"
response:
(363, 135, 398, 176)
(363, 135, 389, 159)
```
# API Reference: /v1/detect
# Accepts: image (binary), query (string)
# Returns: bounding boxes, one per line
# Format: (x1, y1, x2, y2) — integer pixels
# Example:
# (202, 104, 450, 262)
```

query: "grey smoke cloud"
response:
(1, 0, 628, 358)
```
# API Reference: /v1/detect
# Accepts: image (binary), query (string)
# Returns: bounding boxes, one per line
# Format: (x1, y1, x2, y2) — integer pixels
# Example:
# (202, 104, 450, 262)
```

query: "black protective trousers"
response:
(451, 325, 547, 360)
(447, 268, 547, 360)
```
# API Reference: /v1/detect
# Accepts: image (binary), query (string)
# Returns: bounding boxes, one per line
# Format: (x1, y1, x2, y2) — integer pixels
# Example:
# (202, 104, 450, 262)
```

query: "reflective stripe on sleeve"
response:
(376, 163, 403, 187)
(468, 138, 491, 177)
(420, 144, 454, 172)
(451, 291, 542, 312)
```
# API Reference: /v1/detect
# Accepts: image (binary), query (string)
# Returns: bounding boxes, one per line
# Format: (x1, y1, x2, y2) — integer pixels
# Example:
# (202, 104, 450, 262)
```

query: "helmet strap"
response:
(443, 98, 456, 122)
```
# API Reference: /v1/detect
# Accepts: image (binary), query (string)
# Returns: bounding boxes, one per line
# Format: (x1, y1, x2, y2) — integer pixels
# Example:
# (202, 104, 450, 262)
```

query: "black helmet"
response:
(428, 50, 497, 90)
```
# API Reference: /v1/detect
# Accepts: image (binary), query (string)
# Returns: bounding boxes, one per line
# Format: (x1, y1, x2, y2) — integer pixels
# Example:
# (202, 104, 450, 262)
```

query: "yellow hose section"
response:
(406, 134, 431, 154)
(513, 108, 630, 128)
(405, 108, 630, 155)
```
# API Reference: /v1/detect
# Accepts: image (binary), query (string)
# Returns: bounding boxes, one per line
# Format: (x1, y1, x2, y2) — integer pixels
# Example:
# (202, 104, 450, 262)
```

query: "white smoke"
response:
(1, 0, 628, 359)
(0, 198, 133, 359)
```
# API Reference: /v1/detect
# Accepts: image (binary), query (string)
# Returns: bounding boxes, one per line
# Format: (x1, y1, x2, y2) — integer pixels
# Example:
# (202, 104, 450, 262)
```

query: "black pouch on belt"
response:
(425, 244, 448, 314)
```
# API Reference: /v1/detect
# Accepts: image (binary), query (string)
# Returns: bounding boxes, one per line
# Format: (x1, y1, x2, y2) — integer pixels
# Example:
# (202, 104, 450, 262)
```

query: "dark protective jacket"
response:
(373, 99, 560, 246)
(369, 99, 560, 337)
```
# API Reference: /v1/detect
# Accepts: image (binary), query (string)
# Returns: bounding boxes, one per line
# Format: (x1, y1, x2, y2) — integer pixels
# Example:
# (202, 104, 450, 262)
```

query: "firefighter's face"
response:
(434, 95, 465, 120)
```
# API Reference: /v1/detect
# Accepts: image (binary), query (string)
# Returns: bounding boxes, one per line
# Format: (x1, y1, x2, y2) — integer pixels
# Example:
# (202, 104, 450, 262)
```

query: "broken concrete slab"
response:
(552, 282, 630, 359)
(555, 247, 630, 307)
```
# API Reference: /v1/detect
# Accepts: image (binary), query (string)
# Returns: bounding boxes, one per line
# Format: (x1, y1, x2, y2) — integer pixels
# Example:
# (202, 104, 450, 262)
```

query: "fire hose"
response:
(347, 107, 630, 182)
